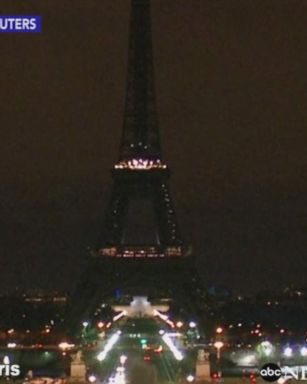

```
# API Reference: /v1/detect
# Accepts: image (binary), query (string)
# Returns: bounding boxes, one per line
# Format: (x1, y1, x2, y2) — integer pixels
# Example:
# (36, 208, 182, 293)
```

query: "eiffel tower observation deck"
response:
(95, 0, 185, 259)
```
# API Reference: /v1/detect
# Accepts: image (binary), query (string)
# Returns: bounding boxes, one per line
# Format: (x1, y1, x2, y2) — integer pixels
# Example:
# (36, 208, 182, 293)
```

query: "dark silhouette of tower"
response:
(97, 0, 183, 258)
(69, 0, 198, 329)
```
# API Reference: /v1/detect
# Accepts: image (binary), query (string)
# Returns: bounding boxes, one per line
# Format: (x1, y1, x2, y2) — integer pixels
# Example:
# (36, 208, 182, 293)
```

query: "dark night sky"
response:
(1, 0, 307, 294)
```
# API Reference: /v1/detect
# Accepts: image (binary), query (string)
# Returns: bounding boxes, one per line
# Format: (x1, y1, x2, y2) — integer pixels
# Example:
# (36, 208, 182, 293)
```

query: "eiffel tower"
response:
(69, 0, 198, 328)
(98, 0, 183, 258)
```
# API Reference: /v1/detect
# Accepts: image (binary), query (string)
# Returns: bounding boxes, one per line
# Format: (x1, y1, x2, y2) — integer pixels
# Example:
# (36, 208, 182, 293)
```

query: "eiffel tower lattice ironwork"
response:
(66, 1, 202, 335)
(96, 0, 184, 259)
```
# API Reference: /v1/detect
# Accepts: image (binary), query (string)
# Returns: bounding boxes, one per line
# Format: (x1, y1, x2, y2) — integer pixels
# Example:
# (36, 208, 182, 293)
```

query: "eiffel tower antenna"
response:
(120, 0, 161, 161)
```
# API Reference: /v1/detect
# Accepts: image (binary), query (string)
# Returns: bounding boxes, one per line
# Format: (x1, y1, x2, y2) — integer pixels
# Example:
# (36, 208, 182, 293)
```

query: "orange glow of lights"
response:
(154, 345, 163, 353)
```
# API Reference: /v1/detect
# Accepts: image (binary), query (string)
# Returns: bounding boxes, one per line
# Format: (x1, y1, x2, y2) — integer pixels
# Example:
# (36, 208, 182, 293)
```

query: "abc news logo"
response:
(260, 363, 307, 382)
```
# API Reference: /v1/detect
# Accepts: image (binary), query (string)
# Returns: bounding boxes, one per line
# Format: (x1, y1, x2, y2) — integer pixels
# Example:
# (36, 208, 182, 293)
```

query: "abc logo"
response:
(260, 363, 282, 382)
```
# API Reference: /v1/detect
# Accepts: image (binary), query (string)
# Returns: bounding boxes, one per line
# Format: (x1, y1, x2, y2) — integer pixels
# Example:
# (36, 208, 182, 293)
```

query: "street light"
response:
(120, 355, 127, 365)
(301, 346, 307, 356)
(88, 375, 97, 383)
(58, 342, 75, 350)
(284, 347, 292, 357)
(213, 341, 224, 361)
(260, 341, 273, 357)
(189, 321, 197, 328)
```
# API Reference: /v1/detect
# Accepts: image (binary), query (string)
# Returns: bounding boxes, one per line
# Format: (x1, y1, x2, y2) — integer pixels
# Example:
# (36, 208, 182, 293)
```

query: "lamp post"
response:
(213, 341, 224, 380)
(214, 341, 224, 361)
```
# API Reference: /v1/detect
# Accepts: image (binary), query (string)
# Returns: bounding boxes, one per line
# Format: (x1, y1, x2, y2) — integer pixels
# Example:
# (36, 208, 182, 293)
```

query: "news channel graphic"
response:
(0, 16, 41, 32)
(0, 356, 20, 377)
(260, 362, 307, 382)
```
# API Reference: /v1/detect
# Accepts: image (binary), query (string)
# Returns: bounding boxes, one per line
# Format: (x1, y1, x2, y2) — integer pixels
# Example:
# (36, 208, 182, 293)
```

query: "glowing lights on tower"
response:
(114, 158, 167, 170)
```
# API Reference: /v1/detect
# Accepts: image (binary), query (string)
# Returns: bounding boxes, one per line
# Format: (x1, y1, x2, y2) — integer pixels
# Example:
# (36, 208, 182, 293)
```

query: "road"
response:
(89, 318, 184, 384)
(96, 348, 180, 384)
